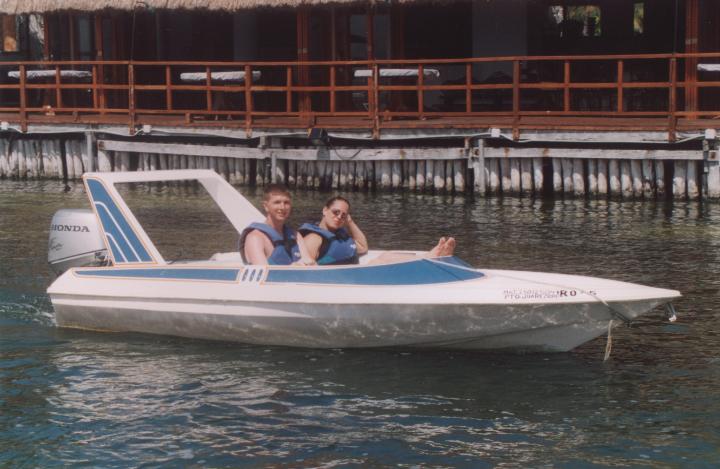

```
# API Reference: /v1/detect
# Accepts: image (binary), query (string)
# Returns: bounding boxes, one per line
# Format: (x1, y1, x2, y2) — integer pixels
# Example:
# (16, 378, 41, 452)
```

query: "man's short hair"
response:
(263, 183, 291, 201)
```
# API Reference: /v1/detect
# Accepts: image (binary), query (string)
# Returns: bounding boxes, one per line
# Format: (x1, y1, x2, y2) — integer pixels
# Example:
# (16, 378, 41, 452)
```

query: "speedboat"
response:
(46, 169, 681, 352)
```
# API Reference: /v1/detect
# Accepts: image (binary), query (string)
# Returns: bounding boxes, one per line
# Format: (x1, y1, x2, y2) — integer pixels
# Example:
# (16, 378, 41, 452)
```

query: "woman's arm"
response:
(345, 215, 369, 255)
(295, 233, 318, 265)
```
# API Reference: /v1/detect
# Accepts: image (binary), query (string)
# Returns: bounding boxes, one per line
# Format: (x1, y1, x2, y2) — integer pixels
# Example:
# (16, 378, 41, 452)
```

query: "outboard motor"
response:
(48, 209, 109, 275)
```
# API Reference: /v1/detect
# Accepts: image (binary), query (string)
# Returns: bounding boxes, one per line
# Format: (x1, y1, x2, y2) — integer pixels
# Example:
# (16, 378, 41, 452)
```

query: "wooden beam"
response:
(480, 147, 705, 161)
(685, 0, 699, 114)
(94, 14, 105, 110)
(97, 140, 704, 162)
(42, 14, 50, 59)
(97, 140, 468, 160)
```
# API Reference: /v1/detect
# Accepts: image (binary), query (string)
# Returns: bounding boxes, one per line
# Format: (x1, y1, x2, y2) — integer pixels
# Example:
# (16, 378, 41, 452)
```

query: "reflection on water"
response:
(1, 180, 720, 466)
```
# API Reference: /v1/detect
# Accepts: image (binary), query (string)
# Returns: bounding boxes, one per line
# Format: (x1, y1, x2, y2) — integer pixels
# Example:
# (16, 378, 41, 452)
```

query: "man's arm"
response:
(243, 230, 269, 265)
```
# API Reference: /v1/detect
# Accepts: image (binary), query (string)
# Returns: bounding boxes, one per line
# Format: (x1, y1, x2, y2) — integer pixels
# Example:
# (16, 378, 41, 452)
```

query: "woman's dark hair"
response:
(324, 196, 350, 209)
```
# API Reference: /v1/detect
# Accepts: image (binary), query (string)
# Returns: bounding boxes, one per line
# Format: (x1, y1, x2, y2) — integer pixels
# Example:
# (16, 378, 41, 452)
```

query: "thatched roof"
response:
(0, 0, 376, 14)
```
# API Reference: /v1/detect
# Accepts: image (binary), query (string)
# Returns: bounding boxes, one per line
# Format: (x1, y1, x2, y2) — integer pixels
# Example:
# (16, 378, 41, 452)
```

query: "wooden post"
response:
(296, 160, 306, 189)
(347, 161, 356, 190)
(533, 157, 543, 194)
(391, 160, 402, 189)
(512, 60, 520, 138)
(673, 161, 687, 199)
(587, 159, 598, 196)
(128, 64, 135, 131)
(287, 160, 297, 187)
(707, 160, 720, 198)
(520, 158, 532, 194)
(378, 160, 390, 189)
(561, 158, 573, 194)
(84, 132, 95, 172)
(655, 160, 665, 197)
(488, 158, 500, 194)
(407, 161, 416, 190)
(68, 140, 81, 179)
(630, 159, 643, 197)
(500, 158, 511, 193)
(609, 159, 620, 196)
(19, 65, 27, 131)
(641, 159, 654, 198)
(445, 160, 453, 192)
(433, 159, 445, 192)
(572, 158, 585, 196)
(685, 0, 699, 117)
(617, 60, 624, 114)
(366, 161, 375, 190)
(416, 160, 425, 192)
(94, 15, 106, 111)
(552, 158, 562, 193)
(687, 160, 700, 199)
(473, 139, 486, 194)
(418, 64, 425, 119)
(454, 159, 465, 193)
(620, 160, 632, 198)
(17, 140, 27, 179)
(244, 65, 253, 134)
(37, 140, 49, 177)
(597, 159, 608, 196)
(9, 139, 19, 178)
(563, 60, 570, 113)
(424, 159, 433, 191)
(0, 138, 7, 178)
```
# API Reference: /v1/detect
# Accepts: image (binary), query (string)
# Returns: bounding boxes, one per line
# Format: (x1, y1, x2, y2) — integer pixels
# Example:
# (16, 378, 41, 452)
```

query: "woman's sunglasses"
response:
(330, 208, 348, 220)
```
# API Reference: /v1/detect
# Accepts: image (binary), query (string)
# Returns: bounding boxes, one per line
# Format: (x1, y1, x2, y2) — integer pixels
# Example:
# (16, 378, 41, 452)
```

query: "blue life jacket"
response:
(298, 223, 358, 265)
(239, 222, 301, 265)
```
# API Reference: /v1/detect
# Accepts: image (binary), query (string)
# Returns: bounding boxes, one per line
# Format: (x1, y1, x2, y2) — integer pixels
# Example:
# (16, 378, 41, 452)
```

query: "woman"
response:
(300, 196, 455, 265)
(299, 196, 368, 265)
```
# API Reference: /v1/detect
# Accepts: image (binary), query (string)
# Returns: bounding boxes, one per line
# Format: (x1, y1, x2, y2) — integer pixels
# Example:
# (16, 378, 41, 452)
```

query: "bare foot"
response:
(429, 237, 454, 258)
(428, 237, 447, 257)
(440, 237, 456, 256)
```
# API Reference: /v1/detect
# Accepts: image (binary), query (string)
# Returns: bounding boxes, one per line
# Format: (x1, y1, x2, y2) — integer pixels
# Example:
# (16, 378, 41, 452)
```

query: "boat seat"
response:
(209, 251, 245, 264)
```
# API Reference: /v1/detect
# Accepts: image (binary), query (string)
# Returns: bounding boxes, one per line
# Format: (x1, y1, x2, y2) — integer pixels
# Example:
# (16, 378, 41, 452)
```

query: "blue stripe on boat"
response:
(74, 258, 481, 285)
(266, 258, 482, 285)
(76, 268, 240, 281)
(86, 179, 153, 263)
(433, 256, 473, 268)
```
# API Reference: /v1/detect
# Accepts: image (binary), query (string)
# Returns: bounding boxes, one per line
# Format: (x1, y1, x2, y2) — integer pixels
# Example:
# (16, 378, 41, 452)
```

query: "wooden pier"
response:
(1, 132, 718, 200)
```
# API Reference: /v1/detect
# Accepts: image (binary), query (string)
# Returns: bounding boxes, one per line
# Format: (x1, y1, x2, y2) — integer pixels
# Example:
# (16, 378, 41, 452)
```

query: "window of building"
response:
(634, 3, 644, 35)
(1, 14, 18, 52)
(546, 5, 602, 38)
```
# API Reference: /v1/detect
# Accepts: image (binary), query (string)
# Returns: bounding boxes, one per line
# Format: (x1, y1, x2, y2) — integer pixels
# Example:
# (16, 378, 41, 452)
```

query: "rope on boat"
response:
(604, 320, 615, 361)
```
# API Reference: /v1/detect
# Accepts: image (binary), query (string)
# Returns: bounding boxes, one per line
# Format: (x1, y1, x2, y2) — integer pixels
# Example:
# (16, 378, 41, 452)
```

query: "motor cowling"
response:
(48, 209, 109, 275)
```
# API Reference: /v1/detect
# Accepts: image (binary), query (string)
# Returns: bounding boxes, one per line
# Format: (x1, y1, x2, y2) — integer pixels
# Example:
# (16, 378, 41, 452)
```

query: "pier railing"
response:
(0, 52, 719, 136)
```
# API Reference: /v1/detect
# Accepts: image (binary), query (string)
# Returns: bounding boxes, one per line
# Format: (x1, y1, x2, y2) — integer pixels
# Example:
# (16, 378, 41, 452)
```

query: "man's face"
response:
(263, 192, 292, 224)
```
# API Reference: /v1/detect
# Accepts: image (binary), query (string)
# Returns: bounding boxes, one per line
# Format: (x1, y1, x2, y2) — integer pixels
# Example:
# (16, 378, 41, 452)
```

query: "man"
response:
(239, 184, 314, 265)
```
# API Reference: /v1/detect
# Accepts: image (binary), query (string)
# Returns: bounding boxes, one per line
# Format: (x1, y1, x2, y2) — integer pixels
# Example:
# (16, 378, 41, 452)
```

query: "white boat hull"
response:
(49, 267, 678, 352)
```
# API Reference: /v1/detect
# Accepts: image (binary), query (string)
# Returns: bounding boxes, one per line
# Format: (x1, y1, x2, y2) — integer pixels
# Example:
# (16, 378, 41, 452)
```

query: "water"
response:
(2, 180, 720, 467)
